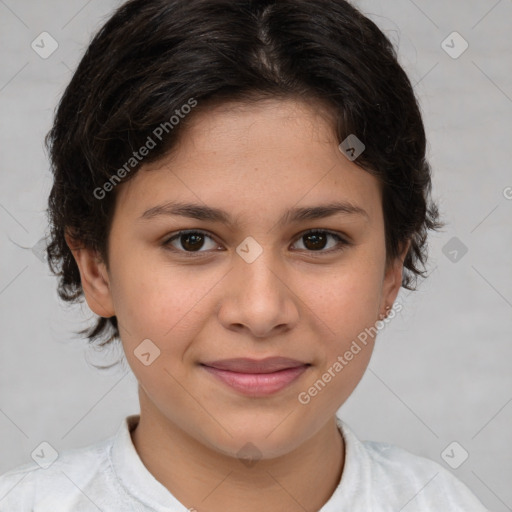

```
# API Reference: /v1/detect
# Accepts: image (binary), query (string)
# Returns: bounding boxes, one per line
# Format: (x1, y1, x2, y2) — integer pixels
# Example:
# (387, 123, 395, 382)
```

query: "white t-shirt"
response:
(0, 414, 488, 511)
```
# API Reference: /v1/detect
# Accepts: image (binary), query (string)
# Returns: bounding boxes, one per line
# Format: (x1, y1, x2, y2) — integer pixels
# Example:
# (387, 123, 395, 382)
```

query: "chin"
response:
(200, 418, 306, 461)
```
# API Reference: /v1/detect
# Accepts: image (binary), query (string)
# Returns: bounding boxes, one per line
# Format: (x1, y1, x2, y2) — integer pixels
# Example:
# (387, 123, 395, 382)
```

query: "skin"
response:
(67, 98, 409, 512)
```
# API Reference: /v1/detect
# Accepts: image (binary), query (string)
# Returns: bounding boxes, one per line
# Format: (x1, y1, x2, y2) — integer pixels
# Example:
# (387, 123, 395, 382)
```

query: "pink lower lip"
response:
(201, 365, 309, 396)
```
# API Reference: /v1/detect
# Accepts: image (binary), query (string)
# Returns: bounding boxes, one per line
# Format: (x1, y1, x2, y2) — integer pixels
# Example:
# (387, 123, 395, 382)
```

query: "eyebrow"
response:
(139, 200, 369, 226)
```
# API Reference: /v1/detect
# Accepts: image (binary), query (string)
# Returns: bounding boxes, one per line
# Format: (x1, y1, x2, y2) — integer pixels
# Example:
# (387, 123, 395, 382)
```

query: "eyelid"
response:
(162, 229, 221, 254)
(297, 228, 350, 245)
(290, 229, 351, 255)
(162, 228, 351, 255)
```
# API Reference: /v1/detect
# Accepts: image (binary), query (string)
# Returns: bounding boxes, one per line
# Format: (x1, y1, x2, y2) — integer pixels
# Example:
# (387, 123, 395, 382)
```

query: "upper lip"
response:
(201, 357, 309, 374)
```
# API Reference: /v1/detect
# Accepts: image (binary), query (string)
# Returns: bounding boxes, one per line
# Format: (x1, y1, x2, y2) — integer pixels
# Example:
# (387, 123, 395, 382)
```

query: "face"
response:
(70, 98, 405, 459)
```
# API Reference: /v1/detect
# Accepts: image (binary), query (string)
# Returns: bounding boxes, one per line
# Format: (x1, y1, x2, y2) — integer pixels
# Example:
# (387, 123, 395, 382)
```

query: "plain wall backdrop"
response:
(0, 0, 511, 510)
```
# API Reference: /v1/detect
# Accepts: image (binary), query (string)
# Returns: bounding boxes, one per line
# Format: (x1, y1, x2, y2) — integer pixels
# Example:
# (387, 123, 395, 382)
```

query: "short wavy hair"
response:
(45, 0, 443, 350)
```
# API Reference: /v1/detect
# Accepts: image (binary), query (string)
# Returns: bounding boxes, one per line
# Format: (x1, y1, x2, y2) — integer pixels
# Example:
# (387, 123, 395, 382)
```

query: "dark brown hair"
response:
(45, 0, 443, 351)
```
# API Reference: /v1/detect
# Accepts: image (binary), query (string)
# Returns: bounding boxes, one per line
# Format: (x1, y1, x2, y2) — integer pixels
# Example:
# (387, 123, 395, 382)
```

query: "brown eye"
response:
(292, 230, 348, 253)
(180, 233, 204, 251)
(164, 231, 218, 253)
(303, 232, 328, 250)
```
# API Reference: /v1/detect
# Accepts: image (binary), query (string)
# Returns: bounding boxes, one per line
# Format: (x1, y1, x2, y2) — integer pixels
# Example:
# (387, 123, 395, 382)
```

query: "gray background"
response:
(0, 0, 511, 510)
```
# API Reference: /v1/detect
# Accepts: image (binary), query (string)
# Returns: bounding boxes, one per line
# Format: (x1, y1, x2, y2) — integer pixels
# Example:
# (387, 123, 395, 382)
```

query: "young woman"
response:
(0, 1, 488, 510)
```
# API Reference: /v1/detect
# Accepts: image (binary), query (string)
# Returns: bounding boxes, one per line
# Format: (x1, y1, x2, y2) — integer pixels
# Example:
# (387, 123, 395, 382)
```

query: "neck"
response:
(131, 392, 345, 512)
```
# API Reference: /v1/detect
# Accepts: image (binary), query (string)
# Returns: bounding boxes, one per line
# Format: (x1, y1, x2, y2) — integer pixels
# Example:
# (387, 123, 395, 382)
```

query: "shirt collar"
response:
(109, 414, 367, 510)
(318, 415, 371, 510)
(110, 414, 189, 510)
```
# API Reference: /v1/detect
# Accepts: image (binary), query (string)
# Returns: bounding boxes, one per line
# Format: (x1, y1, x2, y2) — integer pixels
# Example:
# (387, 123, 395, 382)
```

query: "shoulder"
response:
(337, 419, 489, 511)
(0, 435, 116, 510)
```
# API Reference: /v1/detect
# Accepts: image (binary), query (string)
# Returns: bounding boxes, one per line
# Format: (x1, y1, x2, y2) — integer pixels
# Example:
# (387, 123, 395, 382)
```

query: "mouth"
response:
(200, 357, 311, 396)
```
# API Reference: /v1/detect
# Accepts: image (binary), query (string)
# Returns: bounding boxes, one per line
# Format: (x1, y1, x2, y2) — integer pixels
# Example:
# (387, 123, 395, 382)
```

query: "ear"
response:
(380, 239, 411, 316)
(65, 230, 115, 318)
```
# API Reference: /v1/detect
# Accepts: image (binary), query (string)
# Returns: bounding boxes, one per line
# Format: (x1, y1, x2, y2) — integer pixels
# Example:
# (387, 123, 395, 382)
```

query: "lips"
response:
(200, 357, 310, 396)
(201, 357, 309, 374)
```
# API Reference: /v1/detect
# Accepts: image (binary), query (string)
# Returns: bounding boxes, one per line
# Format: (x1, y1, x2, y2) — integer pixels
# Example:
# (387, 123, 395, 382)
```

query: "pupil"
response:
(305, 232, 326, 250)
(182, 233, 203, 251)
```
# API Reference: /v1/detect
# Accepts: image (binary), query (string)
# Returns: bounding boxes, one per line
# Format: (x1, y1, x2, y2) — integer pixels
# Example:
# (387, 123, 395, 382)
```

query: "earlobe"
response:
(380, 239, 411, 316)
(65, 231, 115, 318)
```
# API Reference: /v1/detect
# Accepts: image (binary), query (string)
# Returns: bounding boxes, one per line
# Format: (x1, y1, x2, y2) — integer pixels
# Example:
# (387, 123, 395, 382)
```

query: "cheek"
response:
(112, 269, 207, 397)
(300, 252, 384, 406)
(306, 254, 383, 333)
(109, 257, 219, 351)
(295, 268, 381, 415)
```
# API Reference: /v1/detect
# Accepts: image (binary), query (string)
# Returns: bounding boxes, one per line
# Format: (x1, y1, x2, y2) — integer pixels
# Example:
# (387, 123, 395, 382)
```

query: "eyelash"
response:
(162, 229, 351, 257)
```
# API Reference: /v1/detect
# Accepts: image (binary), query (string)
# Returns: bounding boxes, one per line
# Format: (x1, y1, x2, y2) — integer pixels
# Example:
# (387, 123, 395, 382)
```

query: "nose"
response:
(217, 247, 300, 339)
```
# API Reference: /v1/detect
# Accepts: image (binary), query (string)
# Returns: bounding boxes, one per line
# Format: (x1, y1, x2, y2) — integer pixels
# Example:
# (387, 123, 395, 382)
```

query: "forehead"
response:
(113, 98, 382, 226)
(184, 97, 337, 140)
